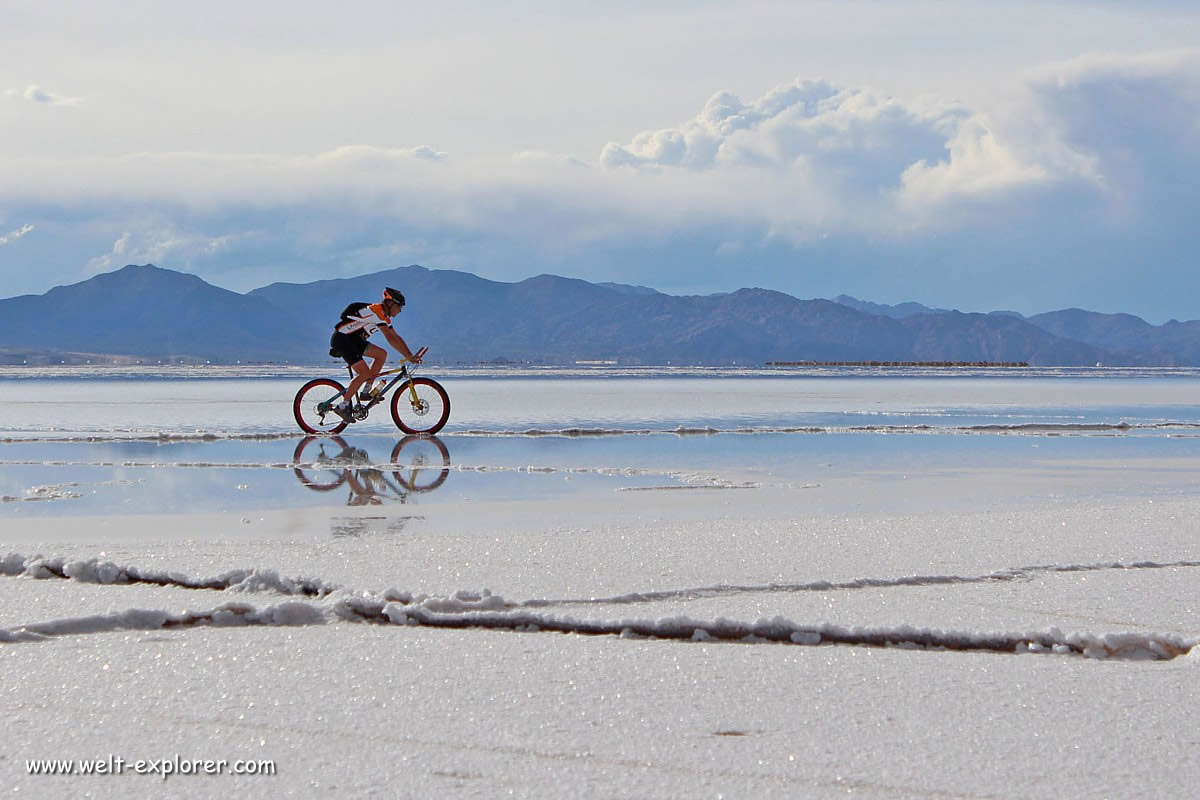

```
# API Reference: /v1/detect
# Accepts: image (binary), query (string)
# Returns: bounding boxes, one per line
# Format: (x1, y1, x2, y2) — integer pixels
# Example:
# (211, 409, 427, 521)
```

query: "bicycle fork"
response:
(384, 368, 424, 412)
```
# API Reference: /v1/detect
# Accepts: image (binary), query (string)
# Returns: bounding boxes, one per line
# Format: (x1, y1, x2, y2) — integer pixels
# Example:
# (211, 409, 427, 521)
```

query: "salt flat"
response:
(4, 469, 1199, 799)
(3, 371, 1199, 797)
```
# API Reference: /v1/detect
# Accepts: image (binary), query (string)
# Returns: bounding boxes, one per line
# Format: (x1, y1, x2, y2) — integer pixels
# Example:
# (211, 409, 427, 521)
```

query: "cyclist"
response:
(328, 287, 423, 424)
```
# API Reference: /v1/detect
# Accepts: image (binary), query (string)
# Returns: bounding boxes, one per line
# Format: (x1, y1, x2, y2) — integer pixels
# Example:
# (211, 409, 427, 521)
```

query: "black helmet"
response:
(383, 287, 406, 308)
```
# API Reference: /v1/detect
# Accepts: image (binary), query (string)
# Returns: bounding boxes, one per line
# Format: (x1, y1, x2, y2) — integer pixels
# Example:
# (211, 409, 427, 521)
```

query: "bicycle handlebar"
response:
(371, 347, 429, 378)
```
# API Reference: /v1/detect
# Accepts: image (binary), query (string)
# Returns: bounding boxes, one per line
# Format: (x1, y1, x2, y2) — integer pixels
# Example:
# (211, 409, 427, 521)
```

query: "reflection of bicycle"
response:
(292, 435, 451, 502)
(293, 348, 450, 435)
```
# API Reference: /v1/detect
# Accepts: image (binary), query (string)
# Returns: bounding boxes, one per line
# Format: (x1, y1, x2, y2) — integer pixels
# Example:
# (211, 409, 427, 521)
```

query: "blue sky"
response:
(2, 1, 1199, 321)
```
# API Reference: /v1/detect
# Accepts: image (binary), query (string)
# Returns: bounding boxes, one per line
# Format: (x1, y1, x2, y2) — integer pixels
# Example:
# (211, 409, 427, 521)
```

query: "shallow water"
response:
(3, 367, 1200, 520)
(3, 366, 1200, 436)
(6, 368, 1200, 800)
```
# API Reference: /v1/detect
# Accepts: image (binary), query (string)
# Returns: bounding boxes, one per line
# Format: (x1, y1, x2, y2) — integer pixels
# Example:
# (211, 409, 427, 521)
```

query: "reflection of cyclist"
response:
(328, 444, 385, 505)
(344, 468, 387, 505)
(328, 287, 424, 424)
(293, 435, 451, 511)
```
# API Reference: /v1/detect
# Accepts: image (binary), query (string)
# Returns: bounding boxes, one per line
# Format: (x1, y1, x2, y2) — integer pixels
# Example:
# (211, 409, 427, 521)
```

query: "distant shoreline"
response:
(766, 361, 1030, 368)
(3, 363, 1200, 382)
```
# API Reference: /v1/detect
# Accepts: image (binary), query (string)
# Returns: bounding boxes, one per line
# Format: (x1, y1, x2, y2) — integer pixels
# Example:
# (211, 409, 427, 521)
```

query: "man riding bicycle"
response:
(328, 287, 423, 424)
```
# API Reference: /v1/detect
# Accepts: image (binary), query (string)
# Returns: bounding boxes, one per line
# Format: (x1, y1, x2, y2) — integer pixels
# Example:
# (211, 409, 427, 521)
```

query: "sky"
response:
(2, 0, 1199, 322)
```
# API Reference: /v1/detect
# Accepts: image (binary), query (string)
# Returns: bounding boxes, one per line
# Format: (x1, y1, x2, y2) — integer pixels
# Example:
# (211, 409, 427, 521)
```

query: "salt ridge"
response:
(3, 552, 1196, 661)
(518, 559, 1200, 607)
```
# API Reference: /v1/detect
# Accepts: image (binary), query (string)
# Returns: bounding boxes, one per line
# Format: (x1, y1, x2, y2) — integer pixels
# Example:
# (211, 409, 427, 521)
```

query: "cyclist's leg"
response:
(343, 358, 374, 404)
(360, 343, 387, 394)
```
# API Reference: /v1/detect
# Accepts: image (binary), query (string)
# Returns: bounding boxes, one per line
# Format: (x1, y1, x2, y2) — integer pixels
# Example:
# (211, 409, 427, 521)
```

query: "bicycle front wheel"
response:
(294, 378, 349, 434)
(390, 377, 450, 435)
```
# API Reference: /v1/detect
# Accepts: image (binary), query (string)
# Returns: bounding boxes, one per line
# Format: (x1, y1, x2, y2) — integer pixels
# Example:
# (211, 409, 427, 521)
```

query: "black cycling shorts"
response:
(329, 331, 369, 366)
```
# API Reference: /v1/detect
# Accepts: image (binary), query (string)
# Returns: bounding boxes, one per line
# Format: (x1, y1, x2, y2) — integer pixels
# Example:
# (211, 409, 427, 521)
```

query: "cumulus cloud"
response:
(601, 79, 940, 171)
(5, 85, 83, 106)
(597, 59, 1200, 237)
(896, 116, 1065, 213)
(597, 77, 1088, 235)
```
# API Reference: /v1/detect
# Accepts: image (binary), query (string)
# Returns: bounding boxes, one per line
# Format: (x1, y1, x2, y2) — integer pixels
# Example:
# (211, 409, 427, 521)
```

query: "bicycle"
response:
(293, 347, 451, 435)
(292, 434, 452, 496)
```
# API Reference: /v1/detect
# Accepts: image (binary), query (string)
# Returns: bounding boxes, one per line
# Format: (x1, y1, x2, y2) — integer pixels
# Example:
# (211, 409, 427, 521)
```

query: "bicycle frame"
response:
(360, 364, 421, 411)
(319, 361, 422, 415)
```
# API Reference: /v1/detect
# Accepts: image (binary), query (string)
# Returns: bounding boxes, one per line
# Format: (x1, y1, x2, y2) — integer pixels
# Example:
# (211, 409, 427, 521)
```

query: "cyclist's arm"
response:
(381, 325, 421, 362)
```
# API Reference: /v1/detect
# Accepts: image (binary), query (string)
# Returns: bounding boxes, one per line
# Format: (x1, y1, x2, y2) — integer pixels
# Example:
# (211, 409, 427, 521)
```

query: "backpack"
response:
(329, 302, 373, 356)
(338, 302, 371, 325)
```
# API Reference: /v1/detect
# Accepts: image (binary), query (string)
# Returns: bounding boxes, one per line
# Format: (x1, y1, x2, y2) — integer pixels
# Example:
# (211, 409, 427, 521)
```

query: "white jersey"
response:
(336, 302, 391, 337)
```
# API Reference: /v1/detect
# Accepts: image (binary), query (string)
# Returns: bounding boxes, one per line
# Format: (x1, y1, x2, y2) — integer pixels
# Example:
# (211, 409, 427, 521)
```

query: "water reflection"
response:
(292, 435, 451, 506)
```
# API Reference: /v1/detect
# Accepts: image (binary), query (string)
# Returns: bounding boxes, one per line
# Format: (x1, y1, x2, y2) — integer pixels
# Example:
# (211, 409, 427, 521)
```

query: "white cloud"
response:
(4, 50, 1200, 319)
(316, 144, 450, 166)
(0, 223, 34, 245)
(602, 80, 855, 169)
(598, 78, 1081, 235)
(86, 227, 246, 275)
(5, 85, 83, 106)
(896, 117, 1061, 214)
(597, 56, 1200, 233)
(85, 232, 131, 273)
(1031, 49, 1200, 91)
(4, 60, 1190, 241)
(1028, 50, 1200, 174)
(1010, 49, 1200, 234)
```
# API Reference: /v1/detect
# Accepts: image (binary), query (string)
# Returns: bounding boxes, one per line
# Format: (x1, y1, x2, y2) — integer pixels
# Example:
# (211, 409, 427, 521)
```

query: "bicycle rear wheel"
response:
(293, 435, 349, 490)
(294, 378, 350, 434)
(390, 377, 450, 435)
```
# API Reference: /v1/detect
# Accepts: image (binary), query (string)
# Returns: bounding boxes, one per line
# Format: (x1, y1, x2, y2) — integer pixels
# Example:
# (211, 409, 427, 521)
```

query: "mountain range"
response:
(0, 263, 1196, 366)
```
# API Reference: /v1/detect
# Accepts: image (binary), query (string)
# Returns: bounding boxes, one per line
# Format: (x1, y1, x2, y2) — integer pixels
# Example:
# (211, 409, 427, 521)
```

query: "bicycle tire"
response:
(389, 377, 450, 435)
(390, 435, 451, 492)
(292, 435, 349, 491)
(294, 378, 350, 435)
